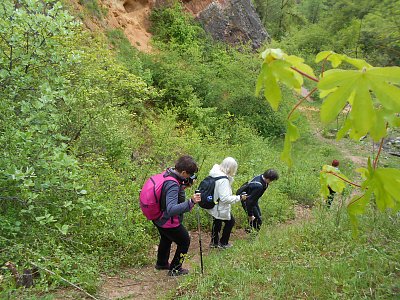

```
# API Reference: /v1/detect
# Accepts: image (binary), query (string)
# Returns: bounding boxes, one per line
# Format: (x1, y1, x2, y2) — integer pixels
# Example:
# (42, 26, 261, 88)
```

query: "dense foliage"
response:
(0, 0, 398, 298)
(0, 1, 304, 295)
(254, 0, 400, 66)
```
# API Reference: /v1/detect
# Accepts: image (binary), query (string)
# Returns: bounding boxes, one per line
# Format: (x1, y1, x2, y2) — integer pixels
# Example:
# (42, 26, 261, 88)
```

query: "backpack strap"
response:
(159, 171, 181, 212)
(249, 181, 263, 186)
(213, 175, 229, 181)
(213, 176, 228, 204)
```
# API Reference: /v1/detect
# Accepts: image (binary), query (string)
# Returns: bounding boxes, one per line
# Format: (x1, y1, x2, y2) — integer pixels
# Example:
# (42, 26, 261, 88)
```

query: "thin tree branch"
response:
(373, 123, 388, 169)
(324, 171, 362, 188)
(0, 236, 99, 300)
(290, 67, 319, 82)
(287, 87, 317, 120)
(321, 53, 332, 77)
(347, 193, 365, 207)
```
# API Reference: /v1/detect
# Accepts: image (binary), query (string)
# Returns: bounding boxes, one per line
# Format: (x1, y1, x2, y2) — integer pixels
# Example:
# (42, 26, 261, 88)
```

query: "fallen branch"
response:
(388, 152, 400, 157)
(30, 262, 99, 300)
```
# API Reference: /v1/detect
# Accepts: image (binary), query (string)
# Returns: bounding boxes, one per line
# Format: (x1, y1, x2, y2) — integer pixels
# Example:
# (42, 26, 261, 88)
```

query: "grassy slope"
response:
(170, 106, 400, 299)
(175, 209, 399, 299)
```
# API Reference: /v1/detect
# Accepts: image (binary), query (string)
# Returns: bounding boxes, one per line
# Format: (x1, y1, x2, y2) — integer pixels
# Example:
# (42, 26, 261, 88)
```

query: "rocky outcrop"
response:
(196, 0, 269, 50)
(100, 0, 156, 52)
(96, 0, 268, 51)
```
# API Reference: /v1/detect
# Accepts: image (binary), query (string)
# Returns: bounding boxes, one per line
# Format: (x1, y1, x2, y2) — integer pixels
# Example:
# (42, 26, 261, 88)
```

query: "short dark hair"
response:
(332, 159, 339, 167)
(175, 155, 198, 174)
(263, 169, 279, 181)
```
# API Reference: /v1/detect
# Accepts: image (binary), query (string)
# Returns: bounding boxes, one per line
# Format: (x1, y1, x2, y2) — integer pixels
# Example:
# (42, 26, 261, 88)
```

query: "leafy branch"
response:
(257, 48, 400, 224)
(324, 171, 362, 188)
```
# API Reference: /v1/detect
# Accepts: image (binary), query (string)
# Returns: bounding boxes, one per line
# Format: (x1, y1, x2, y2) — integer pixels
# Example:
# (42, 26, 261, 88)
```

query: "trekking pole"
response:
(195, 189, 204, 275)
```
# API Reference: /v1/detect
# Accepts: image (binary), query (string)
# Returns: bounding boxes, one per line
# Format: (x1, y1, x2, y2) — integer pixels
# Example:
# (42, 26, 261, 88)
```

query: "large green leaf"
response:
(319, 165, 349, 198)
(280, 120, 300, 167)
(369, 109, 388, 141)
(320, 81, 354, 124)
(354, 167, 400, 212)
(319, 65, 400, 141)
(316, 51, 372, 69)
(272, 60, 301, 89)
(348, 193, 369, 216)
(367, 67, 400, 84)
(264, 66, 281, 111)
(369, 80, 400, 112)
(257, 49, 312, 111)
(350, 79, 375, 137)
(336, 118, 351, 140)
(348, 193, 369, 236)
(318, 69, 360, 90)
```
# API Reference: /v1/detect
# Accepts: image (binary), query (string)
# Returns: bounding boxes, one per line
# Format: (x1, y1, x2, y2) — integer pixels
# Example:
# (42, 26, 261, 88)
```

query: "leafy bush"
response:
(146, 10, 291, 138)
(149, 2, 205, 48)
(106, 29, 153, 83)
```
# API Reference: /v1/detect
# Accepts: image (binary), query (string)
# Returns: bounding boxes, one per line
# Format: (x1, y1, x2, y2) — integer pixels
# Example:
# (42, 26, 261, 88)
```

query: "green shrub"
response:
(149, 2, 205, 48)
(78, 0, 106, 19)
(106, 29, 152, 83)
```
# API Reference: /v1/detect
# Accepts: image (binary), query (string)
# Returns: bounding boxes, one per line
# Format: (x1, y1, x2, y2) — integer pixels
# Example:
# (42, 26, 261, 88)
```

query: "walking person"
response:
(239, 169, 279, 231)
(327, 159, 340, 208)
(207, 157, 247, 249)
(152, 155, 201, 276)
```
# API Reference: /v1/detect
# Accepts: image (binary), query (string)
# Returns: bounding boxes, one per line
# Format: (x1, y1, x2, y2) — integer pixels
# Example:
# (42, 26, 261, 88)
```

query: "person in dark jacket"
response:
(240, 169, 279, 231)
(153, 155, 201, 276)
(327, 159, 340, 208)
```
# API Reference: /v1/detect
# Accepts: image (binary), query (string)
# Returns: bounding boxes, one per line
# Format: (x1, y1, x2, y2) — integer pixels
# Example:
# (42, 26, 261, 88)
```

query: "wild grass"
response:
(175, 208, 400, 299)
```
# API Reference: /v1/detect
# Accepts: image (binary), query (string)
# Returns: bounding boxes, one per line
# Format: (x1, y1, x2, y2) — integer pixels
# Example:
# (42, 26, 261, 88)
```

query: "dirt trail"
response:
(51, 208, 312, 299)
(93, 205, 312, 300)
(298, 105, 369, 167)
(97, 228, 237, 299)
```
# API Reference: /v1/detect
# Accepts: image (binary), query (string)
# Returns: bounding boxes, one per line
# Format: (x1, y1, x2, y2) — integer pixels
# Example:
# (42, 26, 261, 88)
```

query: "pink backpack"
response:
(139, 171, 180, 220)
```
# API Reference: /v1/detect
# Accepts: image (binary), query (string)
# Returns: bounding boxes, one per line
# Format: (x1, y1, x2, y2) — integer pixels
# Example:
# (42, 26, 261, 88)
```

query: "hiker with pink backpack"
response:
(139, 155, 201, 276)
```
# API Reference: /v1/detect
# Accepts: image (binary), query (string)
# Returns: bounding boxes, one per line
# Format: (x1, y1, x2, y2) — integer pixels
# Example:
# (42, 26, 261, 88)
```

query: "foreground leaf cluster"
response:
(257, 48, 400, 223)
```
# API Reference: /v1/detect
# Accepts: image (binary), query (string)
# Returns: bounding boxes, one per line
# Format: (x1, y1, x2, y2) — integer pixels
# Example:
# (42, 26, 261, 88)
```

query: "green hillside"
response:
(0, 1, 399, 299)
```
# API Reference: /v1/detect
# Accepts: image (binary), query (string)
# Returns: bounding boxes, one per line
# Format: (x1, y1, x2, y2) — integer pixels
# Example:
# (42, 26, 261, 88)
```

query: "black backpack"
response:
(236, 178, 263, 196)
(235, 180, 250, 196)
(197, 176, 228, 209)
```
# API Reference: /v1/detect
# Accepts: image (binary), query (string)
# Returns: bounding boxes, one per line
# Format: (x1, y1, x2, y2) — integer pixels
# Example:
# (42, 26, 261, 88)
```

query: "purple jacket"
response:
(153, 171, 194, 228)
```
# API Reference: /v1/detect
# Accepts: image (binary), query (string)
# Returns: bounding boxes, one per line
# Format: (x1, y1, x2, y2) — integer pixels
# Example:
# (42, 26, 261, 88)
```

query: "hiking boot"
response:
(209, 242, 222, 249)
(155, 263, 170, 270)
(220, 243, 233, 249)
(167, 267, 189, 276)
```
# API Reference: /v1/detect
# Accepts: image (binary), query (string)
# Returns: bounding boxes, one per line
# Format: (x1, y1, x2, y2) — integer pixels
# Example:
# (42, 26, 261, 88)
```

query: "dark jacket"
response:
(242, 174, 268, 216)
(153, 169, 194, 228)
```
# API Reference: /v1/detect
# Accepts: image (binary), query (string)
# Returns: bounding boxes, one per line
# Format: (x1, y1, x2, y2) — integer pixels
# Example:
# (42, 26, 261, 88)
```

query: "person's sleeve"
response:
(245, 185, 264, 216)
(218, 179, 241, 204)
(164, 181, 192, 216)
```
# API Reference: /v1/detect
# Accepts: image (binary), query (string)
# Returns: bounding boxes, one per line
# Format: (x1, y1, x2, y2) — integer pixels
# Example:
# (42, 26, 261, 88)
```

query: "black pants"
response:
(211, 215, 235, 245)
(154, 224, 190, 271)
(242, 201, 262, 231)
(327, 186, 336, 208)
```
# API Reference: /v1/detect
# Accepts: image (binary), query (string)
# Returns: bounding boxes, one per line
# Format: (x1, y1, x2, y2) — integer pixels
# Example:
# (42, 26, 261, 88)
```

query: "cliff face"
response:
(95, 0, 268, 52)
(196, 0, 269, 50)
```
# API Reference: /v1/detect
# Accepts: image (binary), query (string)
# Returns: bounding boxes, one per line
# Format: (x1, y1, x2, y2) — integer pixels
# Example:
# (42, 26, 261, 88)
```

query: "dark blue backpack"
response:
(197, 176, 228, 209)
